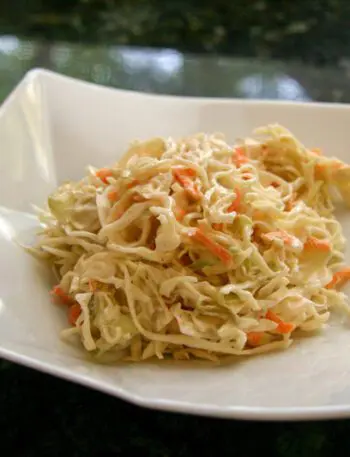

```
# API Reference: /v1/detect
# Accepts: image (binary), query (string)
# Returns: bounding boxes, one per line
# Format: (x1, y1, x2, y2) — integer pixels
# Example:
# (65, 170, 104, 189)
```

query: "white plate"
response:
(2, 69, 350, 421)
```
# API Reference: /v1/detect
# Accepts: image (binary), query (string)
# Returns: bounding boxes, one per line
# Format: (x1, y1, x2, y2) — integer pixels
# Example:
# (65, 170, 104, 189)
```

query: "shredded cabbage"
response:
(29, 125, 350, 362)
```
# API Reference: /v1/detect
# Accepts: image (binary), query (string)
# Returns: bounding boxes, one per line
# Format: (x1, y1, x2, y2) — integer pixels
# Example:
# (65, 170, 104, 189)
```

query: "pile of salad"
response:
(28, 124, 350, 362)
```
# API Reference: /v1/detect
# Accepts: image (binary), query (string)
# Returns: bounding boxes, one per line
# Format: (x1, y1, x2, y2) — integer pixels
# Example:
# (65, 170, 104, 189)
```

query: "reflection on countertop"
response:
(1, 35, 350, 103)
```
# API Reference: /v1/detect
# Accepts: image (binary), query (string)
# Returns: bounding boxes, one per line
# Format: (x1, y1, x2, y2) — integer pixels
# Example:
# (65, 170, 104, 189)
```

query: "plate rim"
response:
(2, 345, 350, 421)
(3, 67, 350, 111)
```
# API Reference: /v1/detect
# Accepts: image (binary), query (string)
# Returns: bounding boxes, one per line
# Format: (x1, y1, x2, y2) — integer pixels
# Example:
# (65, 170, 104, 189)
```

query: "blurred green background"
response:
(1, 0, 350, 103)
(1, 0, 350, 63)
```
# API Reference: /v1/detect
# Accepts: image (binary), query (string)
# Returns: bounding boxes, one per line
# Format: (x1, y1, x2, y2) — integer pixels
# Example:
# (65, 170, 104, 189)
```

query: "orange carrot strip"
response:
(107, 190, 118, 202)
(175, 208, 186, 221)
(314, 163, 325, 180)
(177, 168, 196, 177)
(96, 168, 113, 184)
(127, 179, 140, 189)
(189, 228, 232, 266)
(185, 184, 202, 202)
(284, 192, 297, 212)
(50, 286, 75, 306)
(233, 147, 249, 167)
(68, 303, 81, 326)
(212, 223, 224, 231)
(266, 310, 294, 334)
(173, 169, 202, 201)
(304, 236, 330, 252)
(314, 162, 343, 179)
(227, 188, 241, 213)
(252, 226, 262, 243)
(266, 309, 282, 324)
(326, 268, 350, 289)
(173, 169, 195, 182)
(276, 322, 295, 334)
(263, 230, 295, 246)
(285, 200, 295, 212)
(246, 331, 264, 346)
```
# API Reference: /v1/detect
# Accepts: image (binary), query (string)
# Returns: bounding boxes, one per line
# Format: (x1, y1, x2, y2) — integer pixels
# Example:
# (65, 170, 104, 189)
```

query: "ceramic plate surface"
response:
(1, 69, 350, 420)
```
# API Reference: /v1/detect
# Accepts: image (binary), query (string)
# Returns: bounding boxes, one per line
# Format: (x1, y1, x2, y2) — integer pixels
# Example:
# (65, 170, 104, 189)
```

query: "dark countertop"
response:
(2, 359, 349, 457)
(2, 2, 350, 454)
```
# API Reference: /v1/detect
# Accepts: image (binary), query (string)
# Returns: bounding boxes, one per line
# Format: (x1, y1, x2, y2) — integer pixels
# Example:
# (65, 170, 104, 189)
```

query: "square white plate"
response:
(2, 69, 350, 421)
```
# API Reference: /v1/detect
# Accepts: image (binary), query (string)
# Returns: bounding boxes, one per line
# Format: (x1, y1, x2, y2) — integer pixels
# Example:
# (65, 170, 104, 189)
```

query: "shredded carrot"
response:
(285, 200, 294, 212)
(173, 168, 202, 201)
(176, 168, 196, 177)
(314, 162, 343, 179)
(227, 188, 241, 213)
(186, 185, 202, 201)
(212, 223, 224, 231)
(107, 190, 118, 202)
(189, 228, 232, 266)
(277, 321, 295, 334)
(252, 226, 262, 243)
(266, 309, 295, 334)
(246, 332, 264, 346)
(175, 207, 186, 221)
(50, 286, 75, 306)
(314, 163, 325, 180)
(173, 168, 197, 180)
(304, 236, 330, 252)
(96, 168, 113, 184)
(127, 179, 140, 189)
(266, 309, 281, 324)
(68, 303, 81, 326)
(263, 230, 295, 246)
(285, 192, 297, 212)
(325, 268, 350, 289)
(270, 181, 280, 188)
(233, 147, 249, 167)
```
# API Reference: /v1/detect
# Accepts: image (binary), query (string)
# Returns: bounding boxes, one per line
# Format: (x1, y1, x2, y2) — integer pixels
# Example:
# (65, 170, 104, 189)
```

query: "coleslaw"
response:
(28, 124, 350, 362)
